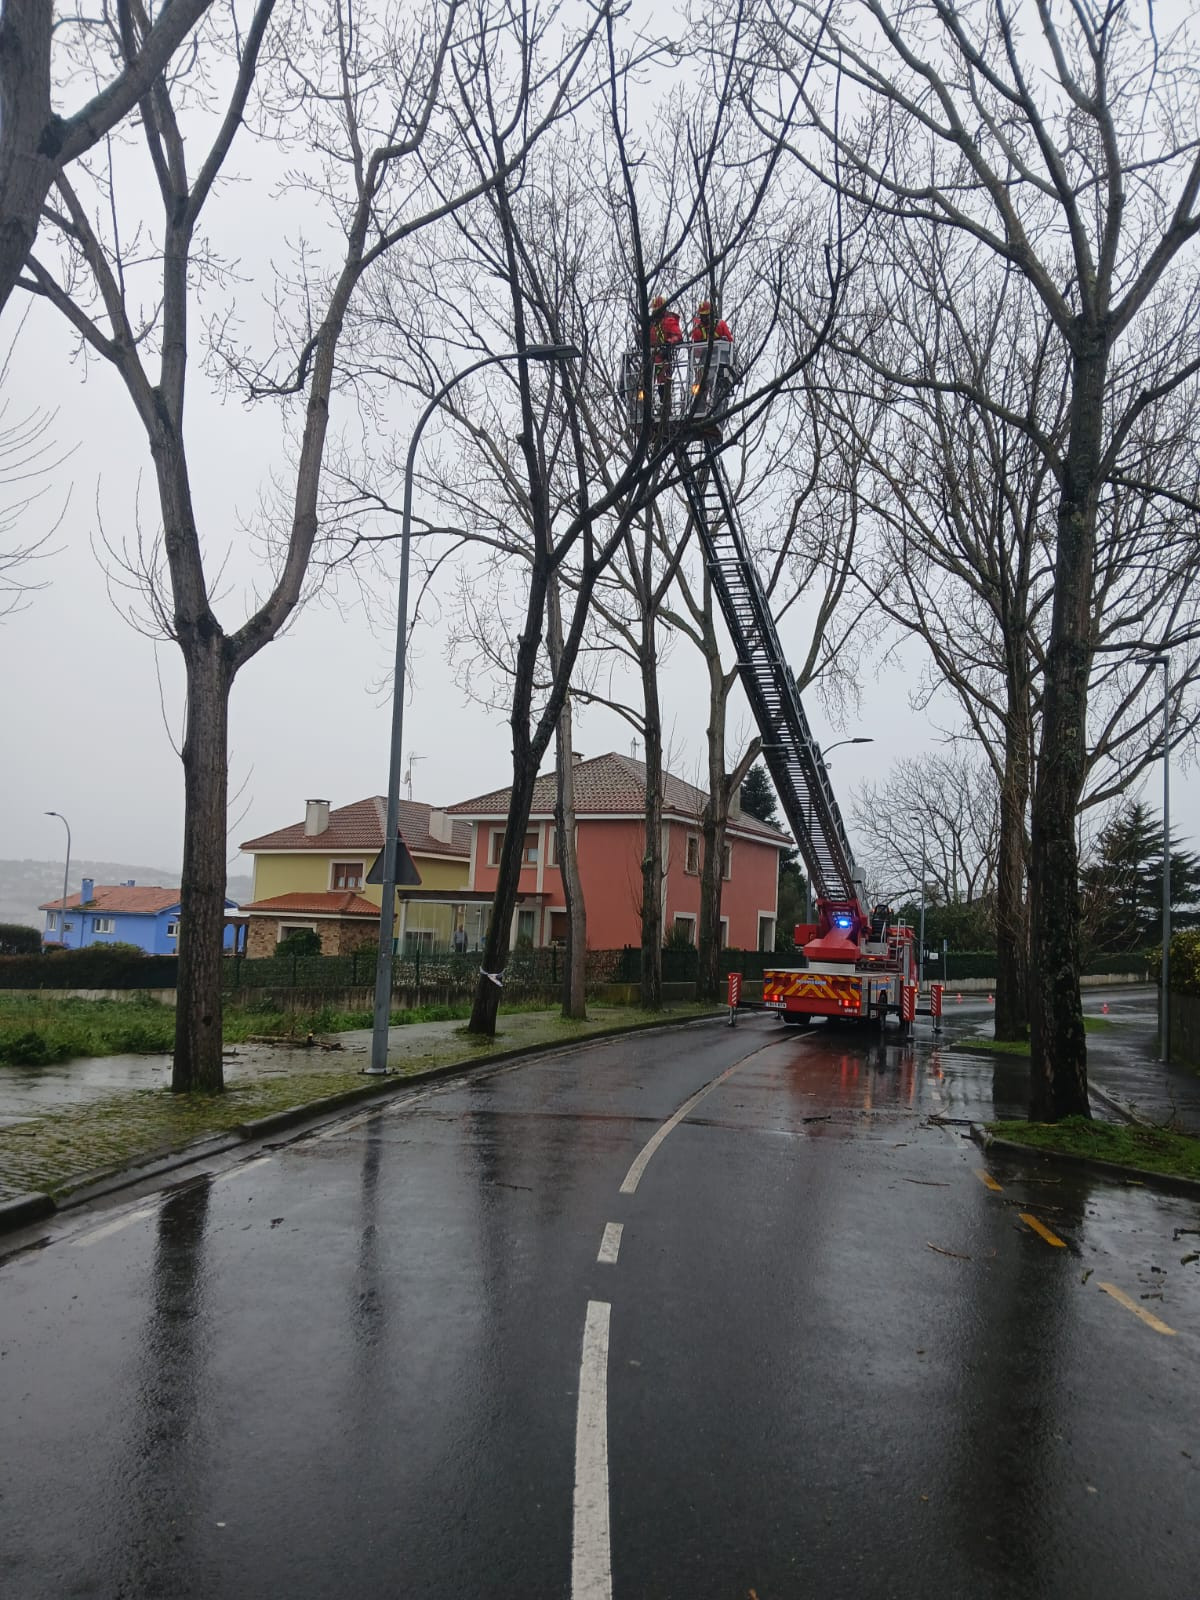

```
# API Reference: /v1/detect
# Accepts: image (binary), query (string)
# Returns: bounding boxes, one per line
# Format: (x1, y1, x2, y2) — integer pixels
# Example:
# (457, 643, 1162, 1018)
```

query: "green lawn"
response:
(0, 993, 553, 1066)
(989, 1115, 1200, 1181)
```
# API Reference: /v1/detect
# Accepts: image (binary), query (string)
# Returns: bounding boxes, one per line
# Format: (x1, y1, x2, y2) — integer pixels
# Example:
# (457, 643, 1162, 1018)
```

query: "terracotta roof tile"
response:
(240, 797, 471, 859)
(39, 885, 184, 915)
(446, 751, 790, 846)
(241, 892, 381, 918)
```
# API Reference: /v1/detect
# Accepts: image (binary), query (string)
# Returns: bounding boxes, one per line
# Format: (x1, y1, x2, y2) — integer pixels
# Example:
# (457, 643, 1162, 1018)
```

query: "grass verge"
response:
(988, 1115, 1200, 1181)
(960, 1013, 1115, 1057)
(0, 993, 554, 1067)
(0, 1003, 719, 1200)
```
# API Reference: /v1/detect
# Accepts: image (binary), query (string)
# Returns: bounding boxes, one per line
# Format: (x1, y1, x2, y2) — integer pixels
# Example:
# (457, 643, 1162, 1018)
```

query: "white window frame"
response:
(278, 921, 318, 939)
(489, 827, 505, 867)
(329, 859, 365, 890)
(758, 914, 776, 952)
(93, 916, 116, 935)
(672, 912, 697, 945)
(685, 834, 700, 875)
(515, 907, 538, 945)
(722, 841, 732, 880)
(47, 911, 58, 931)
(166, 919, 181, 939)
(719, 916, 730, 949)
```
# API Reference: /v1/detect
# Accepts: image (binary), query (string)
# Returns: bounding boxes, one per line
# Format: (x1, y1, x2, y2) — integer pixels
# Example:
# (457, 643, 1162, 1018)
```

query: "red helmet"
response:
(697, 300, 712, 316)
(650, 295, 668, 312)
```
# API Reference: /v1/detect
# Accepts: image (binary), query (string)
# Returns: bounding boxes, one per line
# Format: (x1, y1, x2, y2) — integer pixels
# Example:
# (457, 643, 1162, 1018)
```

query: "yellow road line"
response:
(1098, 1281, 1177, 1337)
(1020, 1211, 1066, 1248)
(974, 1168, 1003, 1193)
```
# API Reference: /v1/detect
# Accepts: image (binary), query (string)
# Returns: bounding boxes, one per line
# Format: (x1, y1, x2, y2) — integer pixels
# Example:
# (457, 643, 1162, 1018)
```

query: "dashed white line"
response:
(72, 1206, 158, 1247)
(571, 1300, 612, 1600)
(597, 1222, 623, 1265)
(619, 1060, 747, 1195)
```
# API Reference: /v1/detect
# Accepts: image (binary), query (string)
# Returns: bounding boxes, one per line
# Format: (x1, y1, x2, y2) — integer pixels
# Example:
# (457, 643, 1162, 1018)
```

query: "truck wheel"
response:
(783, 1013, 811, 1028)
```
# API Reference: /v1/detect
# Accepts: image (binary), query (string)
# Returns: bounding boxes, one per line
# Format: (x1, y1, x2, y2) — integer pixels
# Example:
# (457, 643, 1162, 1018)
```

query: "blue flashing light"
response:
(833, 915, 853, 930)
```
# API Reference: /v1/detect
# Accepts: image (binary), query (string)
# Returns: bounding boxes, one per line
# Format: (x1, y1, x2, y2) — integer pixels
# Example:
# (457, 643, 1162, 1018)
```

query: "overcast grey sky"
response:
(0, 1, 1192, 889)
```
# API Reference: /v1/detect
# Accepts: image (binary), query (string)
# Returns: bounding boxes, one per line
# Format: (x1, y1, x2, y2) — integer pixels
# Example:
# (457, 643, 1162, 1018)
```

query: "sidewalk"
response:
(1081, 989, 1200, 1134)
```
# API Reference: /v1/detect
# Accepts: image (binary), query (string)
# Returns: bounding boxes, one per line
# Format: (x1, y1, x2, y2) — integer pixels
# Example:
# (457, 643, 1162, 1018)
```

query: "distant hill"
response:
(0, 859, 254, 932)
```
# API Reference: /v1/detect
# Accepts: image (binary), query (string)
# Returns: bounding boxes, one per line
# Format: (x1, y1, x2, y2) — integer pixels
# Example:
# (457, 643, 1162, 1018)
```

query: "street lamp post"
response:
(803, 737, 874, 924)
(368, 344, 580, 1076)
(1140, 654, 1171, 1062)
(45, 811, 71, 948)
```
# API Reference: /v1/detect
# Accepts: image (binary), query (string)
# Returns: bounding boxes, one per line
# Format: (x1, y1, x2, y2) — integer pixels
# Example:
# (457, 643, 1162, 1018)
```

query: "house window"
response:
(47, 912, 58, 931)
(720, 917, 730, 949)
(490, 829, 539, 867)
(549, 910, 568, 943)
(93, 917, 115, 935)
(515, 908, 537, 946)
(279, 922, 317, 938)
(403, 929, 435, 956)
(673, 913, 696, 945)
(758, 915, 776, 952)
(685, 834, 700, 875)
(166, 920, 180, 939)
(331, 861, 364, 890)
(722, 842, 732, 880)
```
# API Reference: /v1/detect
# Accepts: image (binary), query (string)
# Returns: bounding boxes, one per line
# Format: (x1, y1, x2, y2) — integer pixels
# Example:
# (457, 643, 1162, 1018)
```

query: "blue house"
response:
(40, 878, 241, 954)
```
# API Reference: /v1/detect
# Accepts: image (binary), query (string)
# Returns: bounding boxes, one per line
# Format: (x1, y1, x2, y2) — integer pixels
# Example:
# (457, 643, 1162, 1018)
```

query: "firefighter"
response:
(691, 299, 733, 343)
(648, 293, 683, 419)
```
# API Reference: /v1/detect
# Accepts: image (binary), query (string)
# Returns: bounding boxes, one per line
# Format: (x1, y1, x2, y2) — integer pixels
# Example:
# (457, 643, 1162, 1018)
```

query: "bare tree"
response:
(852, 754, 1000, 909)
(744, 0, 1200, 1117)
(18, 0, 595, 1089)
(0, 0, 217, 315)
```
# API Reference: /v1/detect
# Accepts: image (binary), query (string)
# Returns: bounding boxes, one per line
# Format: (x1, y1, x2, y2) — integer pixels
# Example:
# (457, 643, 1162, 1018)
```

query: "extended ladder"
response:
(672, 434, 861, 906)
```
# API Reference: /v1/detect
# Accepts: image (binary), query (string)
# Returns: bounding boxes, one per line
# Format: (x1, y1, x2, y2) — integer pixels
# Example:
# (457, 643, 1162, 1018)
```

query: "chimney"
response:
(304, 799, 331, 836)
(81, 877, 95, 904)
(572, 751, 585, 765)
(728, 788, 742, 821)
(427, 807, 454, 844)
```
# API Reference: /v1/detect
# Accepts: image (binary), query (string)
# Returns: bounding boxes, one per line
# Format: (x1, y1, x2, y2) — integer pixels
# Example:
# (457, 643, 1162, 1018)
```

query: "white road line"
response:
(619, 1060, 746, 1195)
(597, 1222, 623, 1265)
(572, 1300, 612, 1600)
(72, 1207, 158, 1247)
(214, 1156, 273, 1184)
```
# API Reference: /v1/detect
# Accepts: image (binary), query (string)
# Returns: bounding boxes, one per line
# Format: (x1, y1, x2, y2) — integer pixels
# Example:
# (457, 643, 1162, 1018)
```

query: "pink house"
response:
(447, 752, 789, 951)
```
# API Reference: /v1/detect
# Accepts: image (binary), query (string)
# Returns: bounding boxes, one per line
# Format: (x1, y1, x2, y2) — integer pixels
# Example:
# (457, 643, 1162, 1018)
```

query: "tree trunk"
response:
(639, 612, 664, 1010)
(547, 575, 587, 1020)
(993, 703, 1031, 1041)
(1029, 344, 1106, 1120)
(0, 1, 53, 317)
(697, 654, 728, 1002)
(468, 747, 539, 1036)
(172, 639, 231, 1093)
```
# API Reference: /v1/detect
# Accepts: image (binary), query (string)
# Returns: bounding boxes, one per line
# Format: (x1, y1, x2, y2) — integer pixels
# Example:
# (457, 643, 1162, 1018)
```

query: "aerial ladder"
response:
(619, 339, 925, 1030)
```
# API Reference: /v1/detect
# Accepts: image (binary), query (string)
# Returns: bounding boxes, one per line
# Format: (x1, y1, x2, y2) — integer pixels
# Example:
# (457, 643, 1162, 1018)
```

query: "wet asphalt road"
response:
(2, 1010, 1199, 1599)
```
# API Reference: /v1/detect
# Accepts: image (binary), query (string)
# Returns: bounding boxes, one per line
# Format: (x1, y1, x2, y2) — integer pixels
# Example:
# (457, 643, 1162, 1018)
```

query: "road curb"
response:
(0, 1190, 57, 1230)
(970, 1123, 1200, 1200)
(1086, 1081, 1156, 1127)
(1, 1010, 726, 1234)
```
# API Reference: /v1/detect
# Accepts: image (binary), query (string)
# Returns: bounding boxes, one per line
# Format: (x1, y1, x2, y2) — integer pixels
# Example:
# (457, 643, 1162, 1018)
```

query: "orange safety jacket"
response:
(692, 314, 732, 343)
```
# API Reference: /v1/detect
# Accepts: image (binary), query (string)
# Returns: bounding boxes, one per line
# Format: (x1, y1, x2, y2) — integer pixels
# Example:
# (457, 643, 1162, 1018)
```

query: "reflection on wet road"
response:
(2, 1013, 1197, 1599)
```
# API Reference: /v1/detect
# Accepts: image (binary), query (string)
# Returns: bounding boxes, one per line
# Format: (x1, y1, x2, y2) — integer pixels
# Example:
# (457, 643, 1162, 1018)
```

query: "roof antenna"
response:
(402, 752, 424, 799)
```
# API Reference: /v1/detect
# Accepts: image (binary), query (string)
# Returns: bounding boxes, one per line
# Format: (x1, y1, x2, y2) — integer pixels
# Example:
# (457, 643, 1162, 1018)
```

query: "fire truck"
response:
(620, 337, 923, 1029)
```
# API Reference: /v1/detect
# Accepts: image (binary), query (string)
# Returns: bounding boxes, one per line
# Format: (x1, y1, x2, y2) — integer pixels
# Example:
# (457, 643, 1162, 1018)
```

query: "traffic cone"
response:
(1102, 1001, 1109, 1014)
(987, 993, 994, 1004)
(956, 992, 962, 1004)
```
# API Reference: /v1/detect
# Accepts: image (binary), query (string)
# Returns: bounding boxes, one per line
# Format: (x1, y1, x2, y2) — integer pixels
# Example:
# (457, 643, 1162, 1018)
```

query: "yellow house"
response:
(240, 797, 474, 957)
